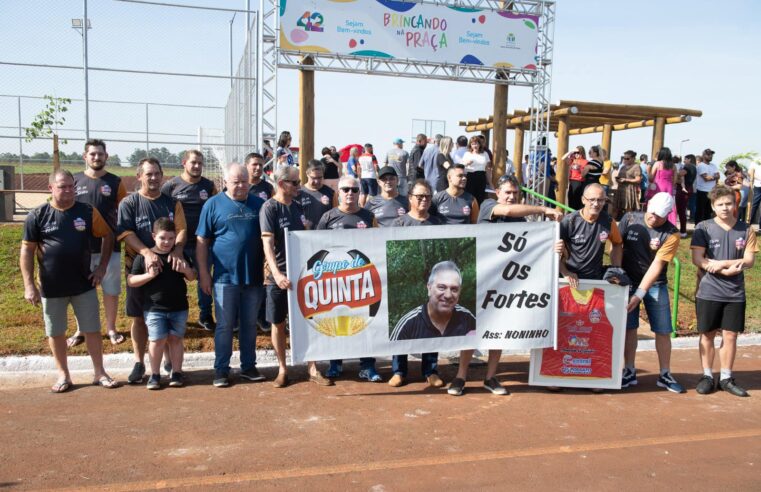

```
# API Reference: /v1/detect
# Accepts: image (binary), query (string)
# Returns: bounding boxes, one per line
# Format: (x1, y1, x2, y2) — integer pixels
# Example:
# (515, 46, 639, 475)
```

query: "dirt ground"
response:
(1, 346, 760, 491)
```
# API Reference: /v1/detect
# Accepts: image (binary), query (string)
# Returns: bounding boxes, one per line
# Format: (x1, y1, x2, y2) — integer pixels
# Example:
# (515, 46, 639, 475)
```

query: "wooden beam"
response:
(492, 81, 508, 179)
(564, 115, 692, 135)
(463, 107, 578, 132)
(298, 56, 314, 183)
(602, 123, 612, 161)
(558, 100, 702, 118)
(651, 116, 665, 160)
(513, 127, 524, 183)
(556, 116, 569, 207)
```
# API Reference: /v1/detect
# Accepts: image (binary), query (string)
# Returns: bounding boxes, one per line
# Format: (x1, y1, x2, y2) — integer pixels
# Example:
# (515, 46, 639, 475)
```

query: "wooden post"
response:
(52, 134, 60, 171)
(556, 116, 569, 206)
(513, 126, 524, 183)
(492, 80, 508, 179)
(602, 123, 612, 159)
(298, 56, 315, 184)
(651, 116, 665, 160)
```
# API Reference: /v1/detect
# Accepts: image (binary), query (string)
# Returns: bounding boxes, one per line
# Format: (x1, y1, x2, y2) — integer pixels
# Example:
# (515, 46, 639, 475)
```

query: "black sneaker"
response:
(696, 375, 715, 395)
(240, 367, 266, 382)
(199, 316, 216, 332)
(719, 377, 749, 397)
(169, 372, 184, 388)
(146, 374, 161, 390)
(128, 362, 146, 384)
(447, 377, 466, 396)
(483, 377, 509, 395)
(213, 372, 230, 388)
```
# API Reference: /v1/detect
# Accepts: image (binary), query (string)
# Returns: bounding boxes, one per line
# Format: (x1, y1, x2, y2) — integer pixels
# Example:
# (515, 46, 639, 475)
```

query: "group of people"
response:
(21, 136, 757, 398)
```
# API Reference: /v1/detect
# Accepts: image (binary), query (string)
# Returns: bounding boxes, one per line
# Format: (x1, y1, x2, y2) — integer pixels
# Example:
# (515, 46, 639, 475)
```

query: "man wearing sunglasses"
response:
(317, 175, 382, 382)
(261, 166, 333, 388)
(363, 167, 409, 227)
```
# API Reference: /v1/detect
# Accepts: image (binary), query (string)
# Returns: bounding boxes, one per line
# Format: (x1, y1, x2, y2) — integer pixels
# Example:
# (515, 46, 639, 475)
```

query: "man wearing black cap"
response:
(695, 148, 719, 223)
(363, 166, 410, 227)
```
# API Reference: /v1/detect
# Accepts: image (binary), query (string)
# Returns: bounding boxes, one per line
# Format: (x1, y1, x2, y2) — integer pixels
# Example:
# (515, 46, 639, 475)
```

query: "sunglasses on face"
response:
(340, 187, 360, 193)
(411, 194, 432, 200)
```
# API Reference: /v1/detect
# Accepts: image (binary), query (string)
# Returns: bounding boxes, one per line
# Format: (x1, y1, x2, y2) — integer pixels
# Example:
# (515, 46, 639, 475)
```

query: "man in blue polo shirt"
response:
(196, 163, 266, 388)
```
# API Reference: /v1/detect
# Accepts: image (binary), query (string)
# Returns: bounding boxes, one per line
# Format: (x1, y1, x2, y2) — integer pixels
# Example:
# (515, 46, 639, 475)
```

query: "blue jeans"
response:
(751, 186, 761, 226)
(627, 283, 672, 334)
(213, 283, 263, 374)
(392, 353, 439, 377)
(688, 192, 697, 223)
(185, 246, 213, 319)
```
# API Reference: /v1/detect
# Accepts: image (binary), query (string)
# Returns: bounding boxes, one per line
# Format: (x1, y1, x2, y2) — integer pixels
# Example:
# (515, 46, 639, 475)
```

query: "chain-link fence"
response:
(0, 0, 259, 204)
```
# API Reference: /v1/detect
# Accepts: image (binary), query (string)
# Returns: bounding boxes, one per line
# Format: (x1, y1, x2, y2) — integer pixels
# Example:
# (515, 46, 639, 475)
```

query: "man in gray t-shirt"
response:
(385, 139, 410, 196)
(364, 166, 409, 227)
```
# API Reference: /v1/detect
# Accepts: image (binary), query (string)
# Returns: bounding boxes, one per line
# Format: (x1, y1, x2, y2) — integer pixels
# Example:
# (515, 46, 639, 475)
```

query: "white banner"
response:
(280, 0, 541, 70)
(286, 221, 559, 363)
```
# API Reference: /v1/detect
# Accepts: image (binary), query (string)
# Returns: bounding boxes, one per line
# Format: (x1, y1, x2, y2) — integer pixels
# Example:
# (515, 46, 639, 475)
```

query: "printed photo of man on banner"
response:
(285, 221, 560, 364)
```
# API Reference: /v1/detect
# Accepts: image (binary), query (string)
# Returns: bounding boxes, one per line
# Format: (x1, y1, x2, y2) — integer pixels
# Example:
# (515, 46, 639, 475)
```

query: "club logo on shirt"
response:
(320, 195, 330, 205)
(736, 237, 747, 250)
(649, 237, 661, 251)
(567, 335, 589, 348)
(199, 190, 209, 200)
(100, 184, 112, 197)
(356, 221, 367, 229)
(462, 206, 471, 215)
(168, 212, 175, 222)
(598, 231, 609, 242)
(397, 207, 406, 216)
(589, 309, 602, 324)
(258, 191, 268, 200)
(73, 217, 86, 232)
(297, 249, 382, 338)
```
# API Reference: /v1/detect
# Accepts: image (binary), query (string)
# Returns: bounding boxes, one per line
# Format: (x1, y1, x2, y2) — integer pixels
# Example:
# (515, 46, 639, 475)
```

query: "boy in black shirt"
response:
(128, 218, 196, 389)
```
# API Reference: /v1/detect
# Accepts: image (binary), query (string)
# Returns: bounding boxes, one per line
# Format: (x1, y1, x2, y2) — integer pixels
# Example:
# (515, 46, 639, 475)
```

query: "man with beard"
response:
(161, 150, 217, 331)
(295, 160, 336, 228)
(70, 139, 127, 347)
(431, 165, 479, 224)
(246, 152, 274, 200)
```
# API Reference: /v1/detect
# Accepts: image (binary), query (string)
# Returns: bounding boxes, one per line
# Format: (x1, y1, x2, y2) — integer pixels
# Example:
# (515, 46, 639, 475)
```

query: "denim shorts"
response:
(626, 283, 672, 334)
(144, 310, 188, 341)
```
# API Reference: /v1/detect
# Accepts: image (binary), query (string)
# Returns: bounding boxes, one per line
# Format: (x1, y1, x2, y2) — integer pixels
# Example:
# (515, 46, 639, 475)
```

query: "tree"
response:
(24, 95, 71, 170)
(107, 154, 122, 167)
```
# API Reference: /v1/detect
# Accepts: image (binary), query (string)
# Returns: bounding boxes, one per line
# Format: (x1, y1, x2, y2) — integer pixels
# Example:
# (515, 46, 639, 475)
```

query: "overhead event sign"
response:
(285, 222, 559, 363)
(279, 0, 540, 70)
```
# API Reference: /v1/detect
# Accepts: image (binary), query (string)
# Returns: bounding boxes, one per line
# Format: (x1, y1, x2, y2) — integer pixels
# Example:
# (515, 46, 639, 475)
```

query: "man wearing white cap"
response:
(618, 192, 684, 393)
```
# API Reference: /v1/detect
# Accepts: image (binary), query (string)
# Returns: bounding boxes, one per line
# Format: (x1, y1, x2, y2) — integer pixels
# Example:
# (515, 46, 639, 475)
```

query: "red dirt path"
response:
(1, 347, 760, 490)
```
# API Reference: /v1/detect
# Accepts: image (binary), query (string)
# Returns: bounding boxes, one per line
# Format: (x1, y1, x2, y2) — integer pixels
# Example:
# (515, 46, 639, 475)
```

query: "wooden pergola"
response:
(459, 100, 702, 205)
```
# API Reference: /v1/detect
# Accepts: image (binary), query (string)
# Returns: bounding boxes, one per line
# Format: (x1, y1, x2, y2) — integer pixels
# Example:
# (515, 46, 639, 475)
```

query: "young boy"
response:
(127, 218, 196, 389)
(691, 185, 758, 397)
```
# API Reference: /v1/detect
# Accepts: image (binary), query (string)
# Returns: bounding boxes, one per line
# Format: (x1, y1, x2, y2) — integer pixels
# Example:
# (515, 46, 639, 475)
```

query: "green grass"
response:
(2, 162, 183, 178)
(1, 224, 759, 356)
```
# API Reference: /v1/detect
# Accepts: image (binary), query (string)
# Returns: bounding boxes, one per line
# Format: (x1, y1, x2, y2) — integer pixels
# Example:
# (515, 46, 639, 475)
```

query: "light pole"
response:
(229, 12, 236, 88)
(71, 4, 91, 140)
(680, 138, 690, 158)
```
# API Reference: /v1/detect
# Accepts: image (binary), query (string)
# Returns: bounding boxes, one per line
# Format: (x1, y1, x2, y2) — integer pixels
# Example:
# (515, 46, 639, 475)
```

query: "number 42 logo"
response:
(297, 11, 324, 32)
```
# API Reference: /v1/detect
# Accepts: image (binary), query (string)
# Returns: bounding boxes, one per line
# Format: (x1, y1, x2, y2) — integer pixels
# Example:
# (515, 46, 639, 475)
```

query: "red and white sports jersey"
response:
(540, 286, 613, 379)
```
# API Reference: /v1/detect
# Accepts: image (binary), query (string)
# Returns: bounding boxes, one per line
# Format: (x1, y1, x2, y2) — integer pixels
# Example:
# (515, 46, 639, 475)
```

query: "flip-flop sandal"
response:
(108, 332, 125, 345)
(66, 334, 85, 348)
(51, 380, 72, 393)
(93, 376, 120, 389)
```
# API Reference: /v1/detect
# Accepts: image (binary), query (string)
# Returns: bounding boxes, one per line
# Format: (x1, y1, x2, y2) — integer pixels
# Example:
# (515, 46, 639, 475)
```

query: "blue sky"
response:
(1, 0, 759, 165)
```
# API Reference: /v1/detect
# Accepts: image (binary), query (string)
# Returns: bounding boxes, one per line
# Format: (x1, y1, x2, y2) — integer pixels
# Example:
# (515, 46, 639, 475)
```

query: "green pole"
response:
(520, 186, 573, 212)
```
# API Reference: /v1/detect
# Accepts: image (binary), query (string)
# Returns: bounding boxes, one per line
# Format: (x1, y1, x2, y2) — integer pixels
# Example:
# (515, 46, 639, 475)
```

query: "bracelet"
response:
(634, 288, 647, 299)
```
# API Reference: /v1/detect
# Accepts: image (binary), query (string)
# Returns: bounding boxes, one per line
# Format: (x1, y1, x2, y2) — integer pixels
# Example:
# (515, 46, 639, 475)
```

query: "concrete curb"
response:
(2, 334, 760, 377)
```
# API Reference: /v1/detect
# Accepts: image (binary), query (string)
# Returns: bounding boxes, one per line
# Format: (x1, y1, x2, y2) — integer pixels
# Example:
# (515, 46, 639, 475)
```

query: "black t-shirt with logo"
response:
(260, 198, 307, 282)
(390, 303, 476, 340)
(130, 252, 190, 312)
(23, 202, 109, 298)
(560, 210, 622, 280)
(619, 211, 679, 285)
(431, 190, 476, 224)
(73, 171, 123, 253)
(393, 213, 445, 227)
(477, 199, 528, 224)
(161, 176, 215, 248)
(295, 186, 334, 228)
(117, 193, 185, 271)
(364, 195, 409, 227)
(316, 207, 376, 230)
(249, 180, 275, 201)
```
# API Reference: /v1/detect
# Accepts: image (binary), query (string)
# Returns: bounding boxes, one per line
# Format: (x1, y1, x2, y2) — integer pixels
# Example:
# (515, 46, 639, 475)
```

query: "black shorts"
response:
(696, 298, 745, 333)
(125, 283, 144, 318)
(266, 284, 289, 325)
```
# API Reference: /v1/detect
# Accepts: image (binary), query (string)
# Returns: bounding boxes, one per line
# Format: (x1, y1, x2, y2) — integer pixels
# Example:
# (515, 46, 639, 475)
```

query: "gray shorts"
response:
(42, 289, 101, 337)
(90, 252, 121, 296)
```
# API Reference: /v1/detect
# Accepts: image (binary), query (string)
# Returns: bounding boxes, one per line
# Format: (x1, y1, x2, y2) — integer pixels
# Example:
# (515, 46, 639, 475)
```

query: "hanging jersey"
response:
(540, 287, 613, 379)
